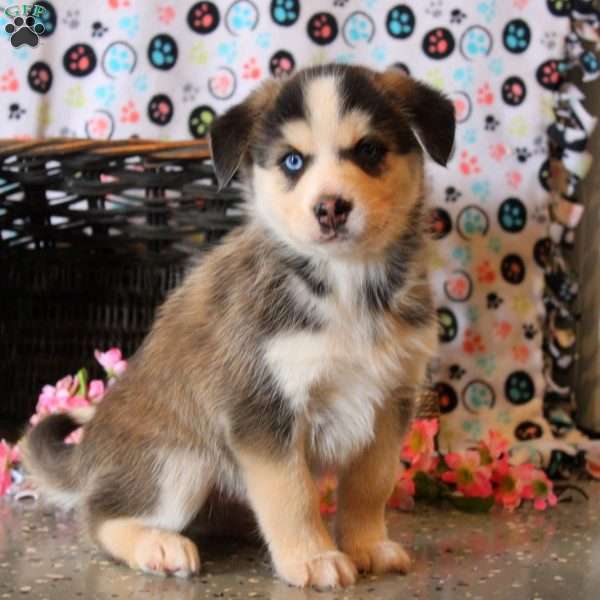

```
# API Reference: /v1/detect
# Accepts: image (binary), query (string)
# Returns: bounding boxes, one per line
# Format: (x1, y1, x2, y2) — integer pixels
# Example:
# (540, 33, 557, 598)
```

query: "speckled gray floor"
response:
(1, 484, 599, 600)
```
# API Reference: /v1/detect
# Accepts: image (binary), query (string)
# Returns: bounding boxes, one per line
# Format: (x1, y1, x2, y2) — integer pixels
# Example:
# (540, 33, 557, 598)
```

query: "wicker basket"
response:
(0, 138, 243, 423)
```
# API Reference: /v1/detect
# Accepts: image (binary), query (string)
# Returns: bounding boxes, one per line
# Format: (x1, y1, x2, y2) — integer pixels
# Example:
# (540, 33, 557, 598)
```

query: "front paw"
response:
(344, 540, 411, 575)
(276, 550, 357, 590)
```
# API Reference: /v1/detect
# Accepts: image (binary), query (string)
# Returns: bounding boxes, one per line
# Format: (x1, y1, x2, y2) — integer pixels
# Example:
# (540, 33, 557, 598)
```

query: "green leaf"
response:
(448, 495, 494, 513)
(75, 368, 88, 398)
(414, 472, 447, 501)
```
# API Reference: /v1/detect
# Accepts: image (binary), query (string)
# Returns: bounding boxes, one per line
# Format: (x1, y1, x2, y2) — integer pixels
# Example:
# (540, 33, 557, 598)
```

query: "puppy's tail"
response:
(21, 406, 95, 508)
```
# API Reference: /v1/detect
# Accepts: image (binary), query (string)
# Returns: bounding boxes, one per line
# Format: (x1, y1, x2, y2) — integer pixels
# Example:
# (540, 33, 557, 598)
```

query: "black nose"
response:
(313, 196, 353, 231)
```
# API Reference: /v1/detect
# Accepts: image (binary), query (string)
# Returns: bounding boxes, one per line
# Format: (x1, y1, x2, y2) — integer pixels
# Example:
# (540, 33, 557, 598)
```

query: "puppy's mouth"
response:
(316, 225, 351, 244)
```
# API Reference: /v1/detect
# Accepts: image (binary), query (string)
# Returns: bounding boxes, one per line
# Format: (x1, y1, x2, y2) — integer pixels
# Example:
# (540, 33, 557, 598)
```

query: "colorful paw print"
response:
(242, 57, 261, 80)
(494, 320, 512, 340)
(307, 13, 338, 45)
(148, 34, 178, 70)
(65, 84, 86, 108)
(118, 15, 139, 39)
(27, 62, 52, 94)
(63, 44, 97, 77)
(120, 100, 140, 124)
(512, 345, 530, 364)
(459, 150, 481, 175)
(342, 11, 375, 47)
(270, 50, 295, 77)
(188, 105, 215, 138)
(271, 0, 299, 27)
(536, 59, 563, 90)
(148, 94, 173, 126)
(95, 83, 117, 108)
(208, 67, 237, 100)
(506, 170, 522, 189)
(226, 0, 259, 34)
(504, 371, 535, 404)
(476, 259, 496, 284)
(463, 380, 495, 413)
(501, 76, 527, 106)
(423, 28, 455, 59)
(476, 82, 494, 106)
(157, 4, 176, 25)
(108, 0, 132, 8)
(188, 2, 220, 34)
(386, 5, 415, 39)
(463, 329, 485, 355)
(458, 205, 489, 239)
(438, 308, 458, 343)
(102, 42, 137, 78)
(460, 25, 493, 60)
(503, 19, 530, 53)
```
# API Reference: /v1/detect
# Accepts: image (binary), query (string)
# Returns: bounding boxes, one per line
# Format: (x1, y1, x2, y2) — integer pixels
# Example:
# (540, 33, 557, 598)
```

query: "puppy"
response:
(22, 64, 455, 589)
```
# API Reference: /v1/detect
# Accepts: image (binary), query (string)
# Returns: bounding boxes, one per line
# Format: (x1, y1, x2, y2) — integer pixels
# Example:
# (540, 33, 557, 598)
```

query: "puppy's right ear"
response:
(209, 81, 279, 190)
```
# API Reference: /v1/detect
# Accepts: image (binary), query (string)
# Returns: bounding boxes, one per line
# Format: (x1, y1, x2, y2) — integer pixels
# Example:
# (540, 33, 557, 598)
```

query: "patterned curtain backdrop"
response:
(0, 0, 598, 461)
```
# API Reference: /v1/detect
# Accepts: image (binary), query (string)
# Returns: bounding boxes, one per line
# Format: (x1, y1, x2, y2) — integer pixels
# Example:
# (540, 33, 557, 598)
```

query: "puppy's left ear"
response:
(209, 80, 279, 190)
(378, 70, 456, 166)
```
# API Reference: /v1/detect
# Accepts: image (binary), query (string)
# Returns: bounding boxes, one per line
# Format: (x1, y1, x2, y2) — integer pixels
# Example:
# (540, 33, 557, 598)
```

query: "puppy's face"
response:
(210, 65, 455, 258)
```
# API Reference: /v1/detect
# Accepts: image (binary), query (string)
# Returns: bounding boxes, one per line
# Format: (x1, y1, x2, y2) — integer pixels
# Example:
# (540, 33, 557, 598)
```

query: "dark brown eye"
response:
(355, 139, 386, 165)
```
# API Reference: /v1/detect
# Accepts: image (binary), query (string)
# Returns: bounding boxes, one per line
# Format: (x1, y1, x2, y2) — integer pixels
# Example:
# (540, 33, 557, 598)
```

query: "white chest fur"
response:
(264, 316, 408, 467)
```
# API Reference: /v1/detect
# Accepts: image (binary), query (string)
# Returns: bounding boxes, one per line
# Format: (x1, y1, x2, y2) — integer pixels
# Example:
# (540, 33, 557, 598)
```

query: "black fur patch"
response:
(279, 253, 329, 297)
(363, 201, 424, 312)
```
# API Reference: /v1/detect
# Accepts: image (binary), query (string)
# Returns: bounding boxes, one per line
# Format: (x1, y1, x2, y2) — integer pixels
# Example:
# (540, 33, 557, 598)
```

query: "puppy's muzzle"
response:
(313, 195, 353, 234)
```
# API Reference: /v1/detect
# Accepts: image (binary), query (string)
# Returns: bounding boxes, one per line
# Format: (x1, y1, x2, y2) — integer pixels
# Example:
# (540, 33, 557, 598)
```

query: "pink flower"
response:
(442, 451, 493, 498)
(388, 466, 416, 512)
(94, 348, 127, 378)
(88, 380, 105, 403)
(522, 469, 558, 511)
(492, 460, 530, 511)
(0, 440, 19, 496)
(402, 419, 438, 472)
(477, 430, 509, 466)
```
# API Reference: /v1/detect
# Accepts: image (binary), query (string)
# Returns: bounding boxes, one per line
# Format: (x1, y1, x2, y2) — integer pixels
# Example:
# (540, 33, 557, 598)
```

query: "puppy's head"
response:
(209, 65, 455, 258)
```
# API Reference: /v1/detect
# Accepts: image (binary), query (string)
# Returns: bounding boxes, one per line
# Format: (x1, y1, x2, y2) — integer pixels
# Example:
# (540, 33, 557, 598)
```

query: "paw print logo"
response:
(423, 28, 455, 59)
(226, 1, 259, 35)
(63, 44, 97, 77)
(62, 9, 80, 29)
(536, 59, 563, 90)
(503, 19, 531, 53)
(458, 150, 481, 175)
(307, 13, 338, 45)
(500, 253, 526, 285)
(522, 323, 538, 340)
(189, 105, 216, 138)
(484, 114, 499, 131)
(462, 329, 485, 354)
(476, 82, 494, 106)
(242, 57, 261, 80)
(437, 307, 458, 343)
(120, 100, 140, 124)
(498, 198, 527, 233)
(436, 382, 458, 414)
(342, 11, 375, 48)
(459, 25, 493, 61)
(187, 2, 220, 34)
(463, 380, 495, 413)
(270, 50, 295, 77)
(148, 34, 178, 70)
(504, 371, 535, 404)
(494, 320, 512, 340)
(27, 61, 52, 94)
(501, 76, 527, 106)
(514, 147, 531, 163)
(444, 270, 472, 302)
(85, 111, 114, 140)
(157, 5, 176, 25)
(445, 186, 462, 203)
(386, 5, 415, 39)
(95, 83, 117, 108)
(148, 94, 173, 126)
(208, 67, 237, 100)
(448, 365, 465, 380)
(271, 0, 299, 27)
(476, 259, 496, 283)
(5, 15, 45, 47)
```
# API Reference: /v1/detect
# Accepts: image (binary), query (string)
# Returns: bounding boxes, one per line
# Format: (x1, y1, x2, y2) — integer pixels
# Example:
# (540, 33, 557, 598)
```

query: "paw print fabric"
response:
(1, 0, 599, 462)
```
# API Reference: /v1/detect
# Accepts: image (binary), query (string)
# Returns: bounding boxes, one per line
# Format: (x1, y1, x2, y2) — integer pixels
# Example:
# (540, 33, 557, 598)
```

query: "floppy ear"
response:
(378, 70, 456, 166)
(209, 80, 280, 190)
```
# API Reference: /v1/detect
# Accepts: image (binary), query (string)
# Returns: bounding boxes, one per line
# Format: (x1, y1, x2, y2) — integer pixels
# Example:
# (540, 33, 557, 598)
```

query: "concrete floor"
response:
(0, 485, 599, 600)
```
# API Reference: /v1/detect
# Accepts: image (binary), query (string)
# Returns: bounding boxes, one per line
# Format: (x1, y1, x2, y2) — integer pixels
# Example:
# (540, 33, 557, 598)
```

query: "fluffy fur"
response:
(22, 64, 455, 589)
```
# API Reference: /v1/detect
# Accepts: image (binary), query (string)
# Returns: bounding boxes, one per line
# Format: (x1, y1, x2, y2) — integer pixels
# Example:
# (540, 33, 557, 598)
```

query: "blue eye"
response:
(282, 152, 304, 173)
